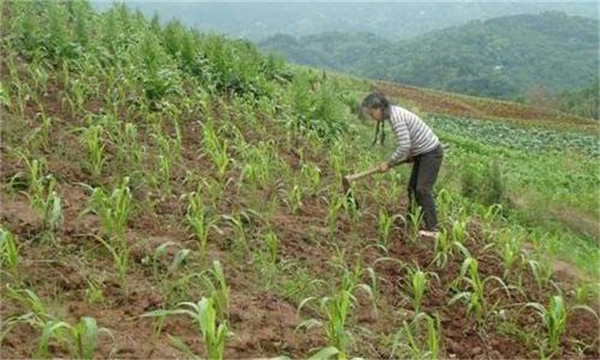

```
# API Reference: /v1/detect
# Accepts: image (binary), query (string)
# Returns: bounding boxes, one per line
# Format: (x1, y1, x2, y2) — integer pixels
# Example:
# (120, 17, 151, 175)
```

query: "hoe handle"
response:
(344, 166, 381, 181)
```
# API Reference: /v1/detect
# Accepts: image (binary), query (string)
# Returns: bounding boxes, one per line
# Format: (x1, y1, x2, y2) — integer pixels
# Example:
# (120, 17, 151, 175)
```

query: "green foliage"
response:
(286, 71, 355, 141)
(261, 12, 598, 100)
(555, 82, 599, 119)
(460, 160, 507, 208)
(429, 116, 599, 157)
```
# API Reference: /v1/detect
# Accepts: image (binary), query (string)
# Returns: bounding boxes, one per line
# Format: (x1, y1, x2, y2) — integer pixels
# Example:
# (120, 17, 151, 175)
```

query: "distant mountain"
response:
(91, 1, 598, 41)
(259, 12, 599, 100)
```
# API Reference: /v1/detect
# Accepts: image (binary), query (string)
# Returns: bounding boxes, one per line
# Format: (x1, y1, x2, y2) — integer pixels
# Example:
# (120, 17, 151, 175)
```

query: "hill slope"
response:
(92, 1, 599, 41)
(1, 2, 598, 360)
(260, 12, 599, 100)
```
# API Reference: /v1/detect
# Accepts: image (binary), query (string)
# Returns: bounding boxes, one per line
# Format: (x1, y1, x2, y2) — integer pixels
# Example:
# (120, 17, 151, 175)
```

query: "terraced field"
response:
(1, 1, 598, 359)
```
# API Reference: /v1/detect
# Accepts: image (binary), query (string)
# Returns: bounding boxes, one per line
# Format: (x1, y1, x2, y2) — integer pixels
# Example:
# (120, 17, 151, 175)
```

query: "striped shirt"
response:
(388, 106, 440, 165)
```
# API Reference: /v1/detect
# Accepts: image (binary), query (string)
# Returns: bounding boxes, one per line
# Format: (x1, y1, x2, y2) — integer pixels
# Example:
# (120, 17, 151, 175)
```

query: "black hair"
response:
(360, 92, 390, 110)
(360, 92, 390, 146)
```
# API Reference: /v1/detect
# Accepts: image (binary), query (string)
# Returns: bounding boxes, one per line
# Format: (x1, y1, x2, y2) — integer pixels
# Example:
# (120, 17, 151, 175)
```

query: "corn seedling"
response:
(451, 218, 469, 244)
(5, 287, 50, 321)
(85, 278, 105, 305)
(406, 206, 423, 243)
(80, 124, 106, 179)
(400, 264, 439, 314)
(202, 120, 231, 179)
(0, 228, 20, 282)
(498, 231, 524, 280)
(32, 108, 52, 152)
(391, 312, 441, 359)
(298, 261, 372, 359)
(93, 234, 129, 295)
(143, 241, 177, 281)
(38, 177, 63, 236)
(525, 295, 598, 355)
(16, 153, 45, 208)
(301, 163, 322, 194)
(222, 212, 249, 254)
(263, 230, 280, 263)
(377, 209, 400, 251)
(200, 260, 230, 321)
(449, 256, 510, 327)
(365, 267, 381, 316)
(143, 296, 230, 360)
(326, 193, 344, 238)
(68, 78, 89, 116)
(88, 177, 132, 242)
(36, 317, 113, 360)
(185, 191, 219, 260)
(574, 282, 598, 305)
(283, 184, 303, 215)
(527, 258, 554, 295)
(151, 125, 179, 192)
(436, 188, 452, 225)
(431, 228, 453, 268)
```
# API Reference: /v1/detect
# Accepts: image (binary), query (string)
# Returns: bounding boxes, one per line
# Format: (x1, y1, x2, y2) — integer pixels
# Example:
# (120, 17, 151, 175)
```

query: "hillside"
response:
(1, 2, 599, 360)
(92, 1, 598, 41)
(259, 12, 599, 101)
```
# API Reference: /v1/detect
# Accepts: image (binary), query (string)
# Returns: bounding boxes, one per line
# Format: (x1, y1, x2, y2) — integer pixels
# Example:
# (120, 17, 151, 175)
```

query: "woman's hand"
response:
(379, 161, 391, 173)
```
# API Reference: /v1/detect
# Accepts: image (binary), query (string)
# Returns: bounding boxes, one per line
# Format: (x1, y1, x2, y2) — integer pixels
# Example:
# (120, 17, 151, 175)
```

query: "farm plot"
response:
(1, 1, 599, 359)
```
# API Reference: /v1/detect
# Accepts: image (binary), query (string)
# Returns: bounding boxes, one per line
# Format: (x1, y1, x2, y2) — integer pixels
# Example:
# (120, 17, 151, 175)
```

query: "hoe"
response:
(342, 162, 404, 209)
(341, 144, 449, 208)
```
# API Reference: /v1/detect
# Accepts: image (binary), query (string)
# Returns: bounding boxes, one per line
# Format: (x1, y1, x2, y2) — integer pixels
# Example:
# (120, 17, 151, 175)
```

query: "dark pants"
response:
(407, 144, 444, 230)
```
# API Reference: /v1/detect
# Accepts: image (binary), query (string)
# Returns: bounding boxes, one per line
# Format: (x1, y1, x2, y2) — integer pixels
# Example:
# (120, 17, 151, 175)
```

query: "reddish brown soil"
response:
(374, 81, 599, 133)
(1, 53, 599, 360)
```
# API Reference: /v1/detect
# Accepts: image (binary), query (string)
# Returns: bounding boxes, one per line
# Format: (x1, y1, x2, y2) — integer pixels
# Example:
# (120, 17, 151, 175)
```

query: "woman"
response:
(361, 92, 443, 238)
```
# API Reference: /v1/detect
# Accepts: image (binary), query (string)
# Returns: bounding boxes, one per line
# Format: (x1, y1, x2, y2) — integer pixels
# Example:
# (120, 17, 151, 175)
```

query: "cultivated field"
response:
(1, 2, 598, 359)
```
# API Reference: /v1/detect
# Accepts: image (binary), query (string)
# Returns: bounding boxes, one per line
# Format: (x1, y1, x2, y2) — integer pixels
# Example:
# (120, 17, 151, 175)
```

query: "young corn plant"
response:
(449, 256, 510, 328)
(202, 120, 231, 180)
(282, 183, 303, 215)
(32, 107, 52, 152)
(497, 230, 524, 280)
(391, 312, 442, 360)
(450, 218, 469, 245)
(87, 178, 132, 293)
(326, 193, 344, 238)
(377, 209, 401, 251)
(143, 296, 230, 360)
(17, 155, 62, 239)
(301, 162, 322, 195)
(527, 258, 555, 295)
(80, 124, 106, 179)
(573, 282, 598, 305)
(38, 176, 63, 237)
(525, 295, 598, 356)
(199, 260, 230, 321)
(0, 228, 20, 282)
(36, 317, 113, 360)
(263, 230, 280, 263)
(406, 206, 423, 243)
(436, 188, 453, 226)
(400, 264, 439, 314)
(298, 262, 372, 359)
(431, 228, 453, 269)
(2, 288, 52, 340)
(89, 177, 132, 242)
(16, 153, 45, 209)
(151, 124, 180, 193)
(185, 190, 219, 260)
(328, 142, 346, 180)
(221, 212, 250, 253)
